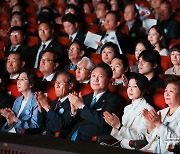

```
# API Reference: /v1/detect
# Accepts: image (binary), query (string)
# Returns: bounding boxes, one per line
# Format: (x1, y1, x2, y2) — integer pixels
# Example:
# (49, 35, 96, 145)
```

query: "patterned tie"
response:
(69, 36, 73, 44)
(38, 44, 46, 67)
(70, 63, 77, 70)
(90, 96, 96, 108)
(54, 99, 61, 110)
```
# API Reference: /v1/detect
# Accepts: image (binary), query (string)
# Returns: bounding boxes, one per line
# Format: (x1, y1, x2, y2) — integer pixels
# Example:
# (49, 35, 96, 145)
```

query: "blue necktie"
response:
(70, 63, 77, 70)
(90, 96, 96, 108)
(71, 130, 78, 141)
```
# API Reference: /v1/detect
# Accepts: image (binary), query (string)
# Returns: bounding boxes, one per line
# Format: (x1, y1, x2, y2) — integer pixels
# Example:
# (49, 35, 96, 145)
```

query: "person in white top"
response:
(148, 25, 169, 56)
(165, 44, 180, 76)
(142, 75, 180, 153)
(0, 69, 40, 133)
(103, 72, 153, 149)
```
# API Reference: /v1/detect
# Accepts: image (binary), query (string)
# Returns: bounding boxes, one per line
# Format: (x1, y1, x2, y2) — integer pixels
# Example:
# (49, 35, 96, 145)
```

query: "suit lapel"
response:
(18, 93, 34, 118)
(12, 95, 23, 115)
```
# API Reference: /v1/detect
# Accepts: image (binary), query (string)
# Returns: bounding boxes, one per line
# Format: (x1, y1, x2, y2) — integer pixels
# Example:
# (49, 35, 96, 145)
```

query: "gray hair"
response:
(78, 57, 95, 71)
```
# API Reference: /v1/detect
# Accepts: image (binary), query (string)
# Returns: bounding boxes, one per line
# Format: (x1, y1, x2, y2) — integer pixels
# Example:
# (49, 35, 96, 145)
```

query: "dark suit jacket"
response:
(63, 30, 85, 44)
(38, 98, 72, 137)
(68, 90, 124, 142)
(0, 90, 13, 129)
(28, 40, 67, 69)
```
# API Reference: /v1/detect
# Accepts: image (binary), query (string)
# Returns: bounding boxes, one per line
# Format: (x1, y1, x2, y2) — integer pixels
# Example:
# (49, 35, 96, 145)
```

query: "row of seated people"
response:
(0, 63, 179, 153)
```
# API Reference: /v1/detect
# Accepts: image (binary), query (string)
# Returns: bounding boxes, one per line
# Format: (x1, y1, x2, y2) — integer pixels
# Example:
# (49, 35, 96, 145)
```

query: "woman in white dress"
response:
(103, 72, 153, 149)
(142, 75, 180, 153)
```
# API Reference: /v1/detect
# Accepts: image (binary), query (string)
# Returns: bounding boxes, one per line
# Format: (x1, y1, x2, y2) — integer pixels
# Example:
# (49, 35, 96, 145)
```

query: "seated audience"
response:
(142, 75, 180, 153)
(0, 69, 40, 133)
(68, 62, 124, 142)
(35, 71, 77, 137)
(29, 21, 66, 69)
(157, 1, 179, 39)
(96, 11, 129, 54)
(138, 50, 164, 88)
(64, 41, 85, 71)
(149, 0, 164, 19)
(62, 13, 85, 44)
(131, 39, 153, 72)
(165, 44, 180, 76)
(39, 51, 60, 81)
(104, 72, 153, 149)
(148, 25, 169, 56)
(76, 57, 95, 84)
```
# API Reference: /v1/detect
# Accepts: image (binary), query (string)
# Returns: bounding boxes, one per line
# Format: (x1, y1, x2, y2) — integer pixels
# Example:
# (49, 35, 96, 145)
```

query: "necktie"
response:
(90, 96, 96, 108)
(54, 100, 61, 110)
(70, 64, 77, 70)
(71, 130, 78, 141)
(43, 78, 47, 81)
(11, 46, 16, 52)
(98, 21, 102, 32)
(69, 36, 73, 44)
(38, 44, 46, 67)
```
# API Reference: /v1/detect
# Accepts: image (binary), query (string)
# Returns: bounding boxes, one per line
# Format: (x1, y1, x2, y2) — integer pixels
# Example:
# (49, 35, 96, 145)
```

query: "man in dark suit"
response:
(35, 71, 77, 137)
(39, 51, 60, 81)
(5, 26, 29, 65)
(62, 13, 85, 44)
(29, 21, 66, 69)
(68, 62, 124, 142)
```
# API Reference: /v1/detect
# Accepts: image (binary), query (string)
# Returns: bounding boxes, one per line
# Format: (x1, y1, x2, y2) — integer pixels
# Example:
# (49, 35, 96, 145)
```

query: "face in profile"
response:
(110, 58, 125, 79)
(135, 43, 146, 60)
(138, 57, 154, 76)
(127, 78, 142, 101)
(17, 72, 31, 93)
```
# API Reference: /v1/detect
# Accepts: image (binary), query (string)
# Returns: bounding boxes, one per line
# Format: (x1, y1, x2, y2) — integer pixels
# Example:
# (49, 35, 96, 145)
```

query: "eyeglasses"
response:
(67, 47, 80, 52)
(40, 58, 54, 63)
(10, 32, 21, 37)
(55, 80, 69, 85)
(17, 78, 28, 81)
(76, 67, 89, 72)
(11, 18, 21, 22)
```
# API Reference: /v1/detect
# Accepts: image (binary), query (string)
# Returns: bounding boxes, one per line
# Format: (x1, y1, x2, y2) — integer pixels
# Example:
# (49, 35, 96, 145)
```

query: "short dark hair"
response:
(69, 40, 86, 52)
(128, 72, 149, 97)
(9, 26, 25, 36)
(101, 42, 120, 57)
(65, 4, 79, 13)
(138, 50, 163, 74)
(42, 50, 59, 63)
(134, 38, 153, 51)
(170, 44, 180, 53)
(62, 13, 78, 24)
(38, 21, 54, 29)
(10, 11, 24, 22)
(6, 52, 25, 62)
(105, 11, 121, 22)
(94, 62, 113, 78)
(19, 69, 41, 92)
(114, 54, 129, 73)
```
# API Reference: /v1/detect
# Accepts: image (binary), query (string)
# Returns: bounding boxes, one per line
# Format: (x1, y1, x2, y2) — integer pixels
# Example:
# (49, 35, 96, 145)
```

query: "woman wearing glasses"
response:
(0, 69, 40, 133)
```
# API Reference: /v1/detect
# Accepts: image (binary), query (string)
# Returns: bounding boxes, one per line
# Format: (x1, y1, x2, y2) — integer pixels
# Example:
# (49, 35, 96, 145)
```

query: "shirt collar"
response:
(43, 73, 56, 81)
(58, 95, 68, 103)
(10, 73, 19, 79)
(131, 97, 144, 108)
(41, 39, 52, 47)
(93, 90, 106, 102)
(69, 31, 78, 41)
